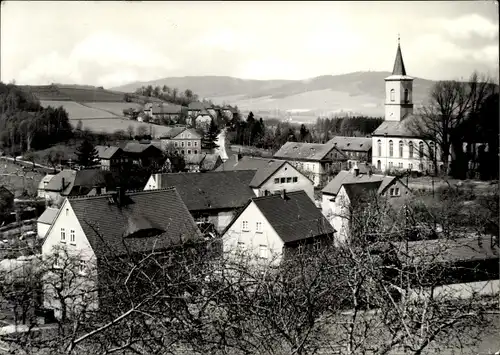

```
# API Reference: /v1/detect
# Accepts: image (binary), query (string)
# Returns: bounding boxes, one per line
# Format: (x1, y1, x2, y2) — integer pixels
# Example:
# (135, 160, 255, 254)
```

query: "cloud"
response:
(17, 51, 83, 84)
(440, 14, 498, 40)
(189, 28, 257, 53)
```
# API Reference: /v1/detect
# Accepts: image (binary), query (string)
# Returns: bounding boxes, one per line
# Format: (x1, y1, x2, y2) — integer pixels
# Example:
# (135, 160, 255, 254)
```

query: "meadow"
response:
(39, 101, 119, 120)
(84, 102, 143, 116)
(75, 118, 174, 138)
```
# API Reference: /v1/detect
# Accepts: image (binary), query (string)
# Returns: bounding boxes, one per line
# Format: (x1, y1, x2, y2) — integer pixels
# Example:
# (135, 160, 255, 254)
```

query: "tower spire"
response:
(392, 34, 406, 76)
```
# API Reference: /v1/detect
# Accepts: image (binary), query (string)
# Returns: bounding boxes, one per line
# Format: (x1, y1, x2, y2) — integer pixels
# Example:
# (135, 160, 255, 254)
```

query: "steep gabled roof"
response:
(155, 170, 256, 211)
(66, 188, 201, 258)
(0, 186, 14, 198)
(122, 142, 162, 154)
(322, 170, 396, 196)
(158, 126, 187, 139)
(327, 136, 372, 152)
(274, 142, 346, 162)
(392, 43, 407, 76)
(224, 191, 335, 244)
(95, 145, 123, 159)
(37, 207, 59, 225)
(372, 115, 424, 138)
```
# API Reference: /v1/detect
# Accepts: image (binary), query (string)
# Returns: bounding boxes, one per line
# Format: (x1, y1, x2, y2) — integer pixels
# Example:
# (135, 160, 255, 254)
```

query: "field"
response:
(75, 118, 175, 138)
(84, 102, 143, 116)
(39, 100, 119, 120)
(50, 86, 125, 102)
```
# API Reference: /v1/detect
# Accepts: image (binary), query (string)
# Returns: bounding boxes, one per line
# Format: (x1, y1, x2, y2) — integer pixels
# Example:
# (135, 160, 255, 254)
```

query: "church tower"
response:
(384, 36, 414, 122)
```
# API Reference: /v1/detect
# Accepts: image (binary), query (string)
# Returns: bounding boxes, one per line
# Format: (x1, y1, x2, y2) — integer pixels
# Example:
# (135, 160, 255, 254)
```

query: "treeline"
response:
(0, 82, 72, 155)
(314, 116, 384, 139)
(131, 85, 213, 107)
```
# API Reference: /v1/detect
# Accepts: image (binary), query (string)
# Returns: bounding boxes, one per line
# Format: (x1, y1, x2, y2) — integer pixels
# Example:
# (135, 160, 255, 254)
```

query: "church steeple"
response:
(392, 35, 407, 76)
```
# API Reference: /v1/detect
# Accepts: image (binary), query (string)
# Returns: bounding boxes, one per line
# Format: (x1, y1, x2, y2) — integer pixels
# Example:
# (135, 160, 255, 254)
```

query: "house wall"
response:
(161, 130, 202, 157)
(287, 161, 323, 187)
(144, 174, 158, 190)
(329, 187, 351, 243)
(380, 179, 412, 203)
(42, 199, 98, 320)
(37, 222, 51, 239)
(258, 163, 315, 202)
(371, 135, 442, 174)
(222, 201, 284, 264)
(193, 210, 235, 234)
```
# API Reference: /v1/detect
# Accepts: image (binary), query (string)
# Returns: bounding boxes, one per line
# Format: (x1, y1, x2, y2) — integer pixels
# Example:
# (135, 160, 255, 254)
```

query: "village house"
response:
(327, 136, 372, 169)
(216, 155, 315, 202)
(94, 145, 126, 172)
(221, 106, 238, 121)
(322, 163, 412, 242)
(121, 142, 165, 168)
(37, 174, 55, 199)
(144, 170, 256, 233)
(371, 39, 443, 175)
(41, 188, 201, 320)
(160, 127, 202, 157)
(185, 153, 223, 172)
(187, 101, 211, 118)
(273, 142, 348, 187)
(36, 207, 59, 239)
(221, 190, 335, 264)
(43, 169, 116, 207)
(144, 103, 186, 123)
(194, 108, 214, 130)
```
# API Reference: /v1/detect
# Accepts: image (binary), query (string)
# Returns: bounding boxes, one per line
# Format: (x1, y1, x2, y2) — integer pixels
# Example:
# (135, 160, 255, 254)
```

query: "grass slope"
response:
(39, 100, 119, 120)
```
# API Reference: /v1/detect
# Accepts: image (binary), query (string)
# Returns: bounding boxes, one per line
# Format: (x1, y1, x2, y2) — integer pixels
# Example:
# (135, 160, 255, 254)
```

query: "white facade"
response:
(144, 174, 158, 190)
(384, 76, 414, 122)
(37, 222, 51, 239)
(286, 161, 324, 187)
(41, 199, 98, 320)
(372, 136, 439, 173)
(322, 188, 350, 243)
(222, 201, 284, 264)
(257, 163, 315, 202)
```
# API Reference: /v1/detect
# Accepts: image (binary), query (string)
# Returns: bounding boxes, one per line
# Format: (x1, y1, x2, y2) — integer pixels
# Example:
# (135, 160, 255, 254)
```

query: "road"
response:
(1, 156, 56, 174)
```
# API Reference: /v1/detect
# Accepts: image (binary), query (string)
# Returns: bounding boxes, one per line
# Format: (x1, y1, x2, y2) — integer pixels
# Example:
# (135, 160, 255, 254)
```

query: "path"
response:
(1, 156, 56, 174)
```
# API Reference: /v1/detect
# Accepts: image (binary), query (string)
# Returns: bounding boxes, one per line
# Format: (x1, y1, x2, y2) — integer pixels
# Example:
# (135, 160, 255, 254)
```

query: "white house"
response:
(195, 109, 213, 130)
(37, 174, 55, 199)
(273, 142, 348, 187)
(216, 155, 316, 202)
(36, 207, 59, 239)
(41, 188, 200, 319)
(160, 127, 202, 157)
(221, 190, 335, 264)
(371, 38, 443, 175)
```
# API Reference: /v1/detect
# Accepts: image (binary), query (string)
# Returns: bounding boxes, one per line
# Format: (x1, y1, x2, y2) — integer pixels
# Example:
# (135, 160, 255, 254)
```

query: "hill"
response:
(110, 72, 436, 117)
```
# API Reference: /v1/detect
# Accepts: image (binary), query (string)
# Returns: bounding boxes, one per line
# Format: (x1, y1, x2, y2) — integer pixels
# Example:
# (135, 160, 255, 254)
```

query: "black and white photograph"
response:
(0, 1, 499, 354)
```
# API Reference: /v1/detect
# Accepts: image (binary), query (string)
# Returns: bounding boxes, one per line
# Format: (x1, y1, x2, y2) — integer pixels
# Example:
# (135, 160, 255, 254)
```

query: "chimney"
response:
(281, 189, 287, 200)
(61, 177, 65, 191)
(368, 167, 373, 177)
(116, 187, 124, 206)
(353, 162, 360, 177)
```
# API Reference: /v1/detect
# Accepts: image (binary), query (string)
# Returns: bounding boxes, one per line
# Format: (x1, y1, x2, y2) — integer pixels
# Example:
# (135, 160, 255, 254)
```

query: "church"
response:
(371, 38, 442, 175)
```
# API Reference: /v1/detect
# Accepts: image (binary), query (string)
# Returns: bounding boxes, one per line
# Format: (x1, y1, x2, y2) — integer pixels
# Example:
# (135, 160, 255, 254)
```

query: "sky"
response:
(1, 1, 498, 88)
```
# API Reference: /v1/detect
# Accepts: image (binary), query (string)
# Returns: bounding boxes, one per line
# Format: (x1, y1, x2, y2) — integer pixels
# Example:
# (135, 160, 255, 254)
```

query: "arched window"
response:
(399, 140, 404, 157)
(377, 139, 382, 156)
(429, 142, 435, 160)
(377, 160, 381, 171)
(390, 89, 395, 102)
(419, 142, 424, 158)
(389, 140, 393, 157)
(404, 89, 409, 103)
(408, 142, 414, 158)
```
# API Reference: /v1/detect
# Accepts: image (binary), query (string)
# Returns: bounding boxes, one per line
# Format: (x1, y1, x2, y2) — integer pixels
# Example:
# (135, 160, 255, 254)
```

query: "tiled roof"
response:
(44, 170, 77, 193)
(157, 126, 187, 139)
(123, 142, 162, 154)
(185, 154, 222, 171)
(151, 104, 185, 115)
(44, 169, 115, 195)
(372, 115, 423, 138)
(95, 145, 122, 159)
(37, 207, 59, 225)
(322, 170, 395, 196)
(274, 142, 346, 161)
(392, 43, 407, 76)
(38, 174, 56, 190)
(247, 191, 335, 243)
(327, 136, 372, 152)
(156, 170, 256, 211)
(188, 102, 209, 110)
(394, 236, 499, 264)
(342, 181, 382, 206)
(67, 188, 201, 258)
(0, 186, 13, 198)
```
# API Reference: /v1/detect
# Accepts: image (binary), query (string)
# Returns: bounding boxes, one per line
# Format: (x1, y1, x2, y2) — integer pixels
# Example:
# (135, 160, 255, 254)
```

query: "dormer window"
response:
(390, 89, 395, 102)
(404, 89, 409, 103)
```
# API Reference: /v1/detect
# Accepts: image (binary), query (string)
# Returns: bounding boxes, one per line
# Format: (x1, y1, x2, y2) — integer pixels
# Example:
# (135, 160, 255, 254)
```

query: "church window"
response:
(419, 142, 424, 158)
(399, 141, 404, 157)
(377, 140, 381, 156)
(404, 89, 409, 103)
(389, 140, 393, 157)
(377, 160, 381, 171)
(408, 142, 414, 158)
(429, 142, 435, 160)
(390, 89, 395, 102)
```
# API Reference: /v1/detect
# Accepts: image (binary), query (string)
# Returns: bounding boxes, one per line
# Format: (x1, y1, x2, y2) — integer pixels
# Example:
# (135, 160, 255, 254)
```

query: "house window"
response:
(390, 89, 395, 102)
(419, 163, 423, 171)
(187, 150, 191, 155)
(409, 142, 414, 158)
(256, 222, 263, 233)
(377, 140, 382, 156)
(174, 142, 178, 147)
(313, 240, 321, 251)
(389, 162, 393, 169)
(404, 89, 409, 103)
(60, 228, 66, 242)
(242, 221, 249, 231)
(78, 260, 86, 275)
(181, 150, 185, 155)
(65, 208, 69, 216)
(181, 142, 185, 147)
(194, 150, 198, 154)
(274, 178, 279, 184)
(259, 245, 268, 259)
(292, 177, 298, 183)
(419, 142, 424, 158)
(70, 230, 75, 244)
(399, 141, 403, 157)
(409, 163, 413, 170)
(398, 162, 403, 168)
(194, 141, 198, 147)
(390, 188, 394, 196)
(286, 177, 292, 183)
(389, 140, 393, 157)
(280, 178, 286, 183)
(429, 142, 435, 160)
(187, 141, 191, 147)
(395, 187, 400, 196)
(237, 241, 245, 251)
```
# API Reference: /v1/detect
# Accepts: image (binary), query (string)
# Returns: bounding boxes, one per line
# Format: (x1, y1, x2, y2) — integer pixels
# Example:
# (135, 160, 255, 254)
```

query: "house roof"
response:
(225, 191, 335, 244)
(44, 170, 77, 193)
(44, 169, 115, 195)
(185, 154, 222, 171)
(392, 42, 407, 76)
(222, 106, 238, 114)
(0, 186, 13, 198)
(155, 170, 256, 211)
(274, 142, 346, 161)
(122, 142, 162, 154)
(65, 188, 201, 258)
(157, 126, 187, 139)
(322, 170, 396, 196)
(152, 104, 185, 115)
(37, 207, 59, 225)
(342, 181, 382, 206)
(372, 115, 423, 138)
(327, 136, 372, 152)
(37, 174, 56, 190)
(188, 102, 209, 110)
(393, 236, 499, 264)
(95, 145, 122, 159)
